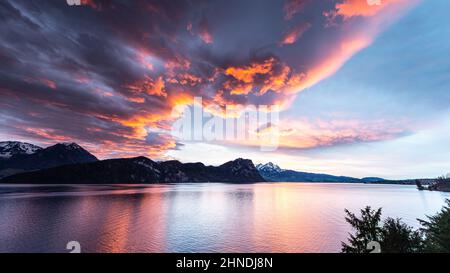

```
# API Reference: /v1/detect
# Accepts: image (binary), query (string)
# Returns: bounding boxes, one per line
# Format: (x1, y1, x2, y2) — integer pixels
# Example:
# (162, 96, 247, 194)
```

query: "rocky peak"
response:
(60, 142, 82, 150)
(256, 162, 282, 174)
(0, 141, 42, 159)
(221, 158, 255, 172)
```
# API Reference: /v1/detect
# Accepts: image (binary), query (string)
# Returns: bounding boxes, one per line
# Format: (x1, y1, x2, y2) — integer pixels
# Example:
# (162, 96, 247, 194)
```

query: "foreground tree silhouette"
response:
(342, 207, 424, 253)
(419, 199, 450, 252)
(380, 218, 423, 253)
(342, 207, 382, 253)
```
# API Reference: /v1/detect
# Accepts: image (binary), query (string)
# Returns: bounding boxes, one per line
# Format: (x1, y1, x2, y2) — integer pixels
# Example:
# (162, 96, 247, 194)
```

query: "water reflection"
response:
(0, 183, 448, 253)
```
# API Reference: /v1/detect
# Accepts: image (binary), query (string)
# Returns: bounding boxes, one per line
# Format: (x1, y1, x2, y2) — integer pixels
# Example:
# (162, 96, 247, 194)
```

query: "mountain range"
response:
(0, 142, 98, 178)
(0, 141, 264, 184)
(256, 162, 385, 183)
(0, 141, 386, 184)
(1, 156, 264, 184)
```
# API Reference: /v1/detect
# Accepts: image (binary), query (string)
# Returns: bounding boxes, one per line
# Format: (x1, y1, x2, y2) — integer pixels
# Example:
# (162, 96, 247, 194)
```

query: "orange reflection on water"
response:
(1, 183, 449, 253)
(97, 198, 133, 253)
(251, 183, 339, 252)
(92, 187, 167, 252)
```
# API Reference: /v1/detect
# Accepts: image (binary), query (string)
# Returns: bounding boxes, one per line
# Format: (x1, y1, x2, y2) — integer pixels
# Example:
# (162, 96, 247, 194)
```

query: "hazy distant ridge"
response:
(256, 162, 385, 183)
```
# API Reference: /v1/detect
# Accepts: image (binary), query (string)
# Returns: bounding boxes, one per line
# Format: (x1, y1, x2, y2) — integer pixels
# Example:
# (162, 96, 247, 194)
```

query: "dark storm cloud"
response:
(0, 0, 416, 158)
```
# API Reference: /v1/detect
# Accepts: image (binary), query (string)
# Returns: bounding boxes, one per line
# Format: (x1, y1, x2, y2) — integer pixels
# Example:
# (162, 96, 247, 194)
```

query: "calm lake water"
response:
(0, 183, 449, 253)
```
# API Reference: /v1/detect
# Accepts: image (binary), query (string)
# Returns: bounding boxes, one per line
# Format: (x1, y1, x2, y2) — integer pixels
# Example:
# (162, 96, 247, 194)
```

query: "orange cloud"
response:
(335, 0, 403, 18)
(126, 96, 146, 104)
(225, 58, 275, 83)
(112, 115, 162, 139)
(220, 34, 372, 104)
(260, 65, 291, 95)
(286, 36, 372, 93)
(221, 34, 372, 99)
(72, 136, 177, 160)
(168, 73, 202, 86)
(146, 76, 166, 97)
(125, 76, 167, 98)
(224, 81, 253, 96)
(223, 57, 293, 96)
(21, 127, 72, 143)
(281, 22, 311, 45)
(92, 134, 178, 159)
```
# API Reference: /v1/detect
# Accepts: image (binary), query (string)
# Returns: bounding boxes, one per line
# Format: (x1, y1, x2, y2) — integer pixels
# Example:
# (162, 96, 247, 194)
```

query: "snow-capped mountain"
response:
(0, 141, 99, 178)
(256, 162, 283, 175)
(256, 162, 384, 183)
(60, 142, 84, 150)
(0, 141, 42, 159)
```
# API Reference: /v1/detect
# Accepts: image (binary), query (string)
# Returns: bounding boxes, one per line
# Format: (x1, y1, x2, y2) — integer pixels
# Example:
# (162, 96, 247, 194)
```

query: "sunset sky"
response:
(1, 0, 449, 179)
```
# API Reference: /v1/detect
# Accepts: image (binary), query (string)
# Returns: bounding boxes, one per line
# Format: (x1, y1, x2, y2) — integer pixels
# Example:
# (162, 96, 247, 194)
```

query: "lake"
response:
(0, 183, 449, 253)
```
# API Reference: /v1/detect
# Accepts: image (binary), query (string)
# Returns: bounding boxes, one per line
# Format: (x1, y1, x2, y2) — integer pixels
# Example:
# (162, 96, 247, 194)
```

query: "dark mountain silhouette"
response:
(0, 157, 265, 184)
(0, 142, 98, 178)
(1, 141, 391, 184)
(256, 162, 384, 183)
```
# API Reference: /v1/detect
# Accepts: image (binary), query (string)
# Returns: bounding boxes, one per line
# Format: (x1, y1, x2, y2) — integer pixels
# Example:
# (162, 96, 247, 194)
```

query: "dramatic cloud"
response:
(0, 0, 419, 159)
(219, 117, 412, 151)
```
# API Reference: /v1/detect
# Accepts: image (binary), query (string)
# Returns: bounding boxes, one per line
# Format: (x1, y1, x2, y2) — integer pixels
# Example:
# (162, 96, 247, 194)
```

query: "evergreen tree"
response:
(419, 199, 450, 252)
(341, 206, 382, 253)
(380, 218, 423, 253)
(342, 207, 424, 253)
